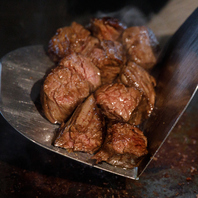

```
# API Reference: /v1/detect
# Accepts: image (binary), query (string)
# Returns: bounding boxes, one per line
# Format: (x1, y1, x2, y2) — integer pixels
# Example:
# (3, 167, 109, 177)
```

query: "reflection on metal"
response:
(138, 8, 198, 177)
(0, 9, 198, 180)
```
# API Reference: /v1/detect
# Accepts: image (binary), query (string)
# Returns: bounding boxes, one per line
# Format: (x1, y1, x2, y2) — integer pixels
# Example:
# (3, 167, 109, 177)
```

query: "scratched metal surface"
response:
(0, 9, 198, 180)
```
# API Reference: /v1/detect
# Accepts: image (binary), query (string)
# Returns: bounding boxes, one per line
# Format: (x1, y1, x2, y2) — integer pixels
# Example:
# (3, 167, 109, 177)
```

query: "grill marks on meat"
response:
(41, 53, 101, 124)
(95, 83, 142, 122)
(54, 94, 105, 154)
(122, 26, 159, 70)
(48, 22, 98, 62)
(88, 17, 126, 41)
(92, 123, 148, 168)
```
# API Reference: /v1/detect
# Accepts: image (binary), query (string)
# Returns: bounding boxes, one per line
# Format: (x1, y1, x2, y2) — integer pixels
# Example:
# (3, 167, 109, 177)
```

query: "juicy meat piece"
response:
(88, 17, 126, 41)
(90, 40, 123, 84)
(80, 36, 99, 56)
(41, 53, 101, 124)
(40, 66, 90, 124)
(120, 62, 156, 124)
(90, 40, 123, 68)
(128, 96, 151, 125)
(48, 22, 98, 62)
(99, 66, 121, 85)
(95, 83, 142, 122)
(92, 123, 148, 168)
(122, 26, 159, 70)
(54, 94, 105, 154)
(59, 53, 101, 92)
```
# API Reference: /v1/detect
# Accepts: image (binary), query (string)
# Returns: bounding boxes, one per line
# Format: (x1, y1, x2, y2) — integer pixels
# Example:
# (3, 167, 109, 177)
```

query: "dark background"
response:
(0, 0, 198, 197)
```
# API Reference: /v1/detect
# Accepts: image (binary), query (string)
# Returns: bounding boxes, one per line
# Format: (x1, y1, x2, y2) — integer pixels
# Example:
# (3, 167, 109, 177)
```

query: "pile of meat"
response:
(40, 17, 159, 168)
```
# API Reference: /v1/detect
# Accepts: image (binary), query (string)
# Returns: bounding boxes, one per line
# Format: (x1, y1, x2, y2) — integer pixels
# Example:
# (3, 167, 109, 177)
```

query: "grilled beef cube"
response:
(88, 17, 126, 41)
(98, 65, 121, 85)
(59, 53, 101, 92)
(41, 53, 101, 124)
(120, 62, 156, 124)
(95, 83, 142, 122)
(122, 26, 159, 70)
(80, 36, 100, 56)
(90, 40, 123, 68)
(48, 22, 99, 62)
(92, 122, 148, 168)
(54, 94, 105, 154)
(40, 66, 89, 124)
(128, 96, 152, 125)
(90, 40, 123, 84)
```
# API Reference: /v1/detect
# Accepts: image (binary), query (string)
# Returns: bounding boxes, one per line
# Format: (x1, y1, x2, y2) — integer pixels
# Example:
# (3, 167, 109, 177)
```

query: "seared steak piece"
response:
(90, 40, 123, 68)
(122, 26, 159, 70)
(48, 22, 99, 62)
(92, 123, 148, 168)
(98, 65, 121, 85)
(41, 53, 101, 124)
(54, 94, 105, 154)
(90, 40, 123, 84)
(43, 17, 160, 168)
(40, 66, 90, 124)
(128, 96, 152, 125)
(80, 36, 99, 56)
(120, 62, 156, 124)
(95, 83, 142, 122)
(59, 53, 101, 91)
(88, 17, 126, 41)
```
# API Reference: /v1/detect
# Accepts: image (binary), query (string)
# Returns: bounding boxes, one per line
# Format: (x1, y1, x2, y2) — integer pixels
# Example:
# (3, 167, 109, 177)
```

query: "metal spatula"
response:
(138, 8, 198, 177)
(0, 8, 197, 180)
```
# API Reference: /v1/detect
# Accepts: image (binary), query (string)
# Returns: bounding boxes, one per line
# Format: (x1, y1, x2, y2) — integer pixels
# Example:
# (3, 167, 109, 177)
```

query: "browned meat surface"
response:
(88, 17, 126, 41)
(59, 53, 101, 91)
(89, 40, 123, 84)
(92, 123, 148, 168)
(99, 66, 121, 85)
(90, 40, 123, 68)
(48, 22, 98, 62)
(41, 53, 101, 124)
(95, 83, 142, 122)
(128, 96, 151, 125)
(54, 94, 105, 154)
(120, 62, 156, 124)
(122, 26, 159, 70)
(40, 66, 90, 124)
(41, 17, 160, 168)
(80, 36, 99, 56)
